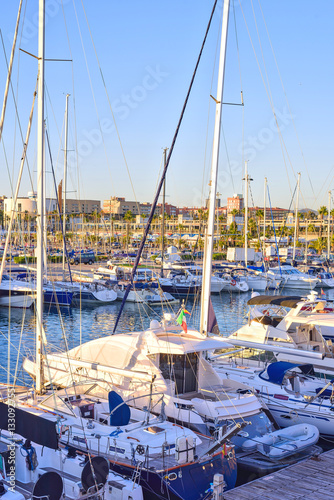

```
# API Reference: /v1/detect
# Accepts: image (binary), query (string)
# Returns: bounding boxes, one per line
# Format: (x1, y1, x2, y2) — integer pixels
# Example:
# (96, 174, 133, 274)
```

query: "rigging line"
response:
(0, 30, 35, 191)
(194, 352, 246, 424)
(12, 0, 27, 184)
(44, 82, 65, 166)
(257, 0, 316, 201)
(71, 0, 116, 197)
(79, 1, 140, 215)
(232, 0, 245, 174)
(45, 127, 73, 284)
(312, 164, 334, 211)
(250, 0, 274, 110)
(249, 0, 300, 194)
(237, 0, 293, 196)
(113, 0, 219, 334)
(0, 0, 23, 142)
(14, 306, 27, 386)
(60, 0, 82, 223)
(276, 183, 298, 246)
(221, 126, 235, 192)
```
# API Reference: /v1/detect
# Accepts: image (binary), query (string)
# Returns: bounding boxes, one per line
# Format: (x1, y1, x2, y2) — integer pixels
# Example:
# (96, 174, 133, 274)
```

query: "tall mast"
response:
(292, 172, 300, 262)
(36, 0, 45, 394)
(244, 161, 249, 267)
(263, 177, 267, 260)
(62, 93, 70, 280)
(161, 148, 168, 276)
(328, 190, 331, 261)
(200, 0, 230, 335)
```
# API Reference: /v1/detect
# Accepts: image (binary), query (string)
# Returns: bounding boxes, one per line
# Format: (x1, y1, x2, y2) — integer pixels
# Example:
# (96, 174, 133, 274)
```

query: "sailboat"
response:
(0, 1, 242, 499)
(17, 1, 242, 497)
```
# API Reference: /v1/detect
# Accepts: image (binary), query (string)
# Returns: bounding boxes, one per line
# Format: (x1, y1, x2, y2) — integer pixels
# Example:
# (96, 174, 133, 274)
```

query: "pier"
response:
(224, 449, 334, 499)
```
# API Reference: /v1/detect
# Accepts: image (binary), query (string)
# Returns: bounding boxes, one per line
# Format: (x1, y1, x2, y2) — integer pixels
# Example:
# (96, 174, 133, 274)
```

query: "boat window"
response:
(159, 353, 198, 394)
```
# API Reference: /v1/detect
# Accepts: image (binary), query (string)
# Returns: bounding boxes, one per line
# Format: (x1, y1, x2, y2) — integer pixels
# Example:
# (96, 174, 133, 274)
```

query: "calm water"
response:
(1, 287, 334, 385)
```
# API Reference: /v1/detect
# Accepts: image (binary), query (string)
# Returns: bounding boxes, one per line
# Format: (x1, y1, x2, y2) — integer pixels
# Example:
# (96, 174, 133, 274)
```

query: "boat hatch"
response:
(159, 353, 198, 394)
(144, 426, 165, 434)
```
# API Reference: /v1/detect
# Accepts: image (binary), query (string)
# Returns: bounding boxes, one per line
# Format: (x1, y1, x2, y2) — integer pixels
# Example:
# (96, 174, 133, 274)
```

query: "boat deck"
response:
(69, 432, 219, 471)
(224, 448, 334, 499)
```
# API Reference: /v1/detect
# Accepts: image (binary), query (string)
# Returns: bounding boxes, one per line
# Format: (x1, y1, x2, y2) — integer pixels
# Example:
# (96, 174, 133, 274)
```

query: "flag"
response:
(321, 289, 325, 296)
(208, 297, 220, 335)
(176, 309, 190, 333)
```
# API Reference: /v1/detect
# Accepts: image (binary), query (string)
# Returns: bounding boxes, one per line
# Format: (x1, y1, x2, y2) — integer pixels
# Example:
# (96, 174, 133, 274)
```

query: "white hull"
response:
(0, 293, 34, 308)
(283, 279, 318, 289)
(315, 278, 334, 288)
(116, 288, 178, 304)
(221, 282, 249, 293)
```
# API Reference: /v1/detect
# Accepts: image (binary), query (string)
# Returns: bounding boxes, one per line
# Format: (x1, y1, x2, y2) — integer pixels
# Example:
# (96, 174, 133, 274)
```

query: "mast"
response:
(244, 161, 249, 267)
(328, 190, 331, 261)
(36, 0, 45, 394)
(200, 0, 230, 335)
(305, 222, 308, 264)
(161, 148, 168, 276)
(263, 177, 267, 261)
(292, 172, 300, 262)
(62, 93, 70, 280)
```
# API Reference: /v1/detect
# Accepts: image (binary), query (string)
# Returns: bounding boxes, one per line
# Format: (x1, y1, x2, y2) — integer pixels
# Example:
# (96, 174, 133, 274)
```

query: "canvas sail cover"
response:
(0, 402, 58, 450)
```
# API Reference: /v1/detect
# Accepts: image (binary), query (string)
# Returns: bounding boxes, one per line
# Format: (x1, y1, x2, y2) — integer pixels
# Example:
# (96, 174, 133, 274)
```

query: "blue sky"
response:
(1, 0, 334, 212)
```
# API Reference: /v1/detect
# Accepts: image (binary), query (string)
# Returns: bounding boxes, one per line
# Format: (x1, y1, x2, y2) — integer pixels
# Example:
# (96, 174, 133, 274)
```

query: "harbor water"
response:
(2, 286, 334, 386)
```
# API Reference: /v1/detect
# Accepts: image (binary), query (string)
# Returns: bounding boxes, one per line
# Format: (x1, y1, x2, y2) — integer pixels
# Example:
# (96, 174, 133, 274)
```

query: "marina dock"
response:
(224, 449, 334, 499)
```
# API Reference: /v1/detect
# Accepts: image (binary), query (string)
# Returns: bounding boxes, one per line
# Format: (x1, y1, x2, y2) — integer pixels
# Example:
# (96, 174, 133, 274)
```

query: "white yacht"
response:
(225, 293, 334, 374)
(267, 265, 319, 290)
(165, 264, 227, 293)
(211, 358, 332, 440)
(0, 274, 36, 308)
(23, 317, 263, 436)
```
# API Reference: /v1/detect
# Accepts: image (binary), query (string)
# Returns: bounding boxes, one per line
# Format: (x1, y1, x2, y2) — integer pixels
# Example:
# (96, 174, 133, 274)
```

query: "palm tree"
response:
(230, 209, 239, 225)
(248, 218, 257, 238)
(177, 224, 184, 249)
(313, 237, 326, 254)
(318, 206, 328, 238)
(123, 210, 134, 249)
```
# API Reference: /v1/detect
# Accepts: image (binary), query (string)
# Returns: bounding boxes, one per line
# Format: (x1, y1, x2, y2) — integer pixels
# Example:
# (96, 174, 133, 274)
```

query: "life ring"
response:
(231, 279, 236, 286)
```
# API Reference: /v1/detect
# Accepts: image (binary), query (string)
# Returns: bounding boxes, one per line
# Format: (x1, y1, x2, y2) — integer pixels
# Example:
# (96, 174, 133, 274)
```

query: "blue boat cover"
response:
(259, 361, 314, 385)
(315, 387, 334, 398)
(108, 391, 130, 426)
(247, 265, 265, 272)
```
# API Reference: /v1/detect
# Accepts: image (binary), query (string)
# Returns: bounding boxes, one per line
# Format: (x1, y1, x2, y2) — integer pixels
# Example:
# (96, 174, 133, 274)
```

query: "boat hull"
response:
(108, 450, 237, 499)
(43, 289, 73, 306)
(0, 289, 34, 308)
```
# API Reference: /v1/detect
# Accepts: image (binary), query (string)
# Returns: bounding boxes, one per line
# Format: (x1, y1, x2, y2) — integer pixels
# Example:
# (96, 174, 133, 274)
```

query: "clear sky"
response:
(1, 1, 334, 212)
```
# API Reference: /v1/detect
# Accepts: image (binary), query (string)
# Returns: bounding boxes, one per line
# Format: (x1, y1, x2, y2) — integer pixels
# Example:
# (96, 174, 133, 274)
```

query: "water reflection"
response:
(0, 287, 331, 384)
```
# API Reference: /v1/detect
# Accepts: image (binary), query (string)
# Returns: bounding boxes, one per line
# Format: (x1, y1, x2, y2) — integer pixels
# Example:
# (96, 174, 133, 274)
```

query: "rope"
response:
(113, 0, 219, 333)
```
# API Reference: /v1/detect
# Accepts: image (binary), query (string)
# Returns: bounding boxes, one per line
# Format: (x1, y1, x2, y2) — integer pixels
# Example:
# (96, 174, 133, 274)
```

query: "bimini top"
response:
(259, 361, 314, 385)
(247, 295, 302, 308)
